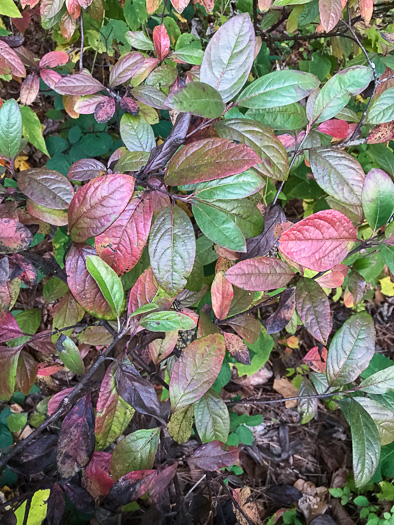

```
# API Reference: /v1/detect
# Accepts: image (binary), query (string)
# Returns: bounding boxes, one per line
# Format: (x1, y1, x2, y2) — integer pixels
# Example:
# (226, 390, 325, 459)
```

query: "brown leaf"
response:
(273, 378, 298, 408)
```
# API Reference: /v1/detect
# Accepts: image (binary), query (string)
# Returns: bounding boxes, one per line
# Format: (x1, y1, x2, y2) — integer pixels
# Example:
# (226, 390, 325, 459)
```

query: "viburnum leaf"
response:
(296, 278, 331, 344)
(26, 200, 68, 227)
(120, 113, 156, 152)
(55, 70, 105, 95)
(95, 194, 153, 276)
(359, 365, 394, 394)
(187, 441, 239, 471)
(55, 334, 85, 375)
(114, 151, 150, 172)
(319, 0, 342, 31)
(116, 363, 161, 418)
(94, 98, 116, 124)
(167, 405, 194, 444)
(111, 428, 160, 481)
(298, 378, 317, 424)
(225, 256, 294, 291)
(265, 287, 296, 335)
(18, 168, 74, 209)
(153, 24, 170, 62)
(237, 70, 319, 109)
(125, 31, 155, 51)
(166, 81, 224, 119)
(366, 88, 394, 125)
(362, 169, 394, 230)
(169, 334, 226, 410)
(317, 119, 349, 139)
(241, 204, 286, 260)
(131, 85, 166, 110)
(164, 138, 261, 186)
(0, 311, 24, 343)
(340, 398, 380, 487)
(67, 159, 107, 181)
(194, 389, 230, 444)
(20, 73, 40, 105)
(360, 0, 373, 23)
(310, 148, 365, 206)
(222, 332, 251, 365)
(312, 66, 373, 123)
(0, 99, 22, 160)
(127, 268, 158, 316)
(303, 346, 328, 373)
(139, 311, 196, 331)
(95, 363, 135, 450)
(215, 119, 289, 181)
(82, 452, 114, 501)
(226, 313, 261, 344)
(149, 205, 196, 295)
(68, 174, 134, 243)
(194, 171, 264, 201)
(211, 272, 233, 321)
(0, 346, 21, 401)
(170, 0, 189, 13)
(56, 394, 95, 479)
(86, 255, 125, 318)
(278, 210, 357, 272)
(148, 331, 178, 365)
(39, 50, 68, 68)
(355, 397, 394, 446)
(326, 312, 375, 386)
(65, 244, 114, 320)
(0, 218, 33, 254)
(109, 52, 144, 87)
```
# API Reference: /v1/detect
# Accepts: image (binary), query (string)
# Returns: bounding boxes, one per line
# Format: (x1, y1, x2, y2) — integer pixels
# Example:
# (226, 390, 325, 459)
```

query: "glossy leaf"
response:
(153, 24, 170, 61)
(296, 278, 331, 344)
(86, 255, 125, 317)
(57, 394, 95, 479)
(120, 113, 155, 152)
(96, 195, 152, 276)
(149, 331, 178, 364)
(188, 441, 239, 471)
(169, 334, 226, 410)
(340, 398, 380, 487)
(278, 210, 357, 271)
(18, 168, 74, 209)
(0, 218, 32, 254)
(132, 85, 166, 110)
(313, 66, 373, 123)
(0, 41, 26, 77)
(367, 88, 394, 125)
(55, 334, 85, 375)
(194, 389, 230, 443)
(0, 346, 21, 401)
(114, 151, 150, 172)
(194, 171, 264, 201)
(226, 313, 261, 344)
(68, 174, 134, 243)
(140, 311, 196, 331)
(242, 204, 286, 260)
(109, 52, 144, 87)
(359, 366, 394, 394)
(0, 99, 22, 160)
(298, 377, 317, 424)
(355, 397, 394, 446)
(83, 452, 114, 501)
(111, 428, 160, 481)
(310, 148, 365, 206)
(200, 14, 255, 103)
(215, 119, 289, 181)
(165, 138, 261, 186)
(166, 81, 224, 118)
(149, 205, 196, 295)
(246, 103, 308, 131)
(68, 158, 107, 181)
(362, 168, 394, 230)
(225, 256, 294, 291)
(237, 70, 319, 109)
(317, 119, 349, 139)
(116, 362, 161, 417)
(303, 346, 327, 373)
(55, 70, 105, 95)
(0, 311, 24, 343)
(26, 200, 68, 226)
(211, 271, 233, 320)
(326, 312, 375, 386)
(265, 287, 296, 334)
(128, 267, 158, 316)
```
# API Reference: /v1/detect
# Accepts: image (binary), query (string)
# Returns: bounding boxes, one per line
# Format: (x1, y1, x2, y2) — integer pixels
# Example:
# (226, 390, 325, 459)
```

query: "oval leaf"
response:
(296, 278, 331, 345)
(86, 255, 125, 317)
(0, 218, 32, 254)
(225, 256, 294, 291)
(139, 311, 196, 331)
(362, 168, 394, 230)
(194, 389, 230, 444)
(18, 168, 74, 209)
(166, 81, 224, 118)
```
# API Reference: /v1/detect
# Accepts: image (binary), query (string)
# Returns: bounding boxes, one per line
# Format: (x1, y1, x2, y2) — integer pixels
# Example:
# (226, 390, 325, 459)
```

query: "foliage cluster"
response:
(0, 0, 394, 522)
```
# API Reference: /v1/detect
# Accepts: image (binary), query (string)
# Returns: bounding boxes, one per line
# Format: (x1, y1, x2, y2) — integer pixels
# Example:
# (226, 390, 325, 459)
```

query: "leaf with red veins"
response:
(0, 40, 26, 77)
(225, 256, 294, 292)
(278, 210, 357, 272)
(39, 51, 69, 69)
(55, 71, 105, 96)
(211, 271, 233, 320)
(68, 159, 107, 181)
(317, 119, 349, 139)
(109, 52, 144, 88)
(74, 94, 109, 115)
(303, 346, 327, 373)
(40, 68, 62, 90)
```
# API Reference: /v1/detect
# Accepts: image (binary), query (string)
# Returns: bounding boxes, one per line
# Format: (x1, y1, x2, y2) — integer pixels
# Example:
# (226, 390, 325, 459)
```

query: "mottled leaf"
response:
(265, 287, 296, 334)
(211, 271, 233, 320)
(86, 255, 125, 317)
(188, 441, 239, 471)
(0, 218, 32, 254)
(167, 405, 194, 444)
(55, 334, 85, 375)
(222, 331, 251, 365)
(296, 278, 331, 344)
(225, 256, 294, 291)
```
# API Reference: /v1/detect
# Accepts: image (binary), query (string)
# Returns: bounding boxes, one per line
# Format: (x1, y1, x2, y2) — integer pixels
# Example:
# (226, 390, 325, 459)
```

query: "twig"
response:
(79, 15, 84, 71)
(218, 478, 255, 525)
(253, 0, 258, 34)
(225, 388, 357, 406)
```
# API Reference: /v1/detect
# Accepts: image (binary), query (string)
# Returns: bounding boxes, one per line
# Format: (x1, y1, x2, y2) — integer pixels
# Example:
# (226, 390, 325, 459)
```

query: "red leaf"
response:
(164, 138, 261, 186)
(60, 12, 77, 41)
(68, 174, 134, 243)
(278, 210, 357, 272)
(223, 332, 251, 365)
(48, 387, 73, 415)
(65, 244, 114, 320)
(55, 71, 105, 96)
(0, 218, 33, 254)
(0, 311, 24, 343)
(317, 119, 349, 139)
(16, 350, 37, 395)
(12, 10, 31, 33)
(225, 256, 294, 292)
(226, 313, 261, 344)
(153, 25, 170, 62)
(66, 0, 81, 17)
(0, 41, 26, 77)
(317, 264, 348, 288)
(211, 271, 233, 320)
(265, 287, 296, 335)
(94, 97, 116, 123)
(40, 68, 62, 90)
(39, 51, 69, 69)
(148, 331, 178, 365)
(37, 363, 64, 376)
(68, 158, 107, 181)
(303, 346, 327, 373)
(295, 278, 331, 345)
(57, 394, 95, 479)
(83, 452, 114, 502)
(96, 195, 153, 276)
(119, 97, 140, 116)
(170, 0, 189, 12)
(127, 267, 158, 316)
(319, 0, 342, 32)
(20, 73, 40, 105)
(360, 0, 373, 24)
(188, 441, 239, 471)
(109, 52, 144, 88)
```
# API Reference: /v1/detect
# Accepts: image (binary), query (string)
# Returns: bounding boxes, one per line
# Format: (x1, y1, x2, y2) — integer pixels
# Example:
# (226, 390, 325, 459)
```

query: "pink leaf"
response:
(278, 210, 357, 272)
(94, 97, 116, 123)
(360, 0, 373, 24)
(10, 254, 37, 286)
(37, 363, 64, 376)
(319, 0, 342, 32)
(0, 311, 24, 343)
(74, 94, 109, 114)
(127, 267, 158, 316)
(317, 264, 348, 288)
(20, 73, 40, 105)
(148, 331, 178, 365)
(303, 346, 327, 373)
(119, 97, 140, 116)
(83, 452, 114, 502)
(66, 0, 81, 17)
(317, 119, 349, 139)
(0, 218, 33, 254)
(153, 25, 170, 62)
(188, 441, 239, 471)
(48, 387, 74, 415)
(223, 332, 251, 365)
(40, 68, 62, 90)
(211, 271, 233, 320)
(68, 174, 134, 243)
(109, 52, 144, 88)
(0, 41, 26, 77)
(68, 158, 106, 181)
(170, 0, 190, 13)
(39, 51, 69, 69)
(96, 195, 152, 276)
(225, 256, 294, 292)
(55, 71, 105, 96)
(18, 168, 74, 210)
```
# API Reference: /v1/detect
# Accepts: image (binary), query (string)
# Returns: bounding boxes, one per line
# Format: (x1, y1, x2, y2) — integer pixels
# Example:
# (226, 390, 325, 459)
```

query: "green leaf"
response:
(233, 330, 273, 377)
(86, 255, 125, 318)
(7, 412, 27, 432)
(359, 365, 394, 394)
(355, 397, 394, 446)
(0, 348, 21, 401)
(362, 169, 394, 230)
(14, 489, 51, 525)
(149, 205, 196, 295)
(298, 378, 317, 424)
(171, 47, 204, 65)
(0, 99, 22, 160)
(165, 81, 224, 118)
(43, 277, 69, 302)
(215, 118, 289, 181)
(246, 103, 308, 131)
(110, 428, 160, 481)
(114, 150, 150, 172)
(129, 303, 159, 318)
(340, 398, 381, 487)
(380, 243, 394, 275)
(0, 0, 22, 17)
(139, 311, 196, 331)
(20, 106, 49, 156)
(366, 87, 394, 125)
(167, 405, 194, 444)
(8, 308, 42, 347)
(194, 171, 264, 201)
(192, 200, 246, 252)
(326, 312, 375, 386)
(194, 389, 230, 443)
(55, 335, 85, 375)
(237, 70, 320, 109)
(312, 66, 373, 123)
(120, 113, 155, 152)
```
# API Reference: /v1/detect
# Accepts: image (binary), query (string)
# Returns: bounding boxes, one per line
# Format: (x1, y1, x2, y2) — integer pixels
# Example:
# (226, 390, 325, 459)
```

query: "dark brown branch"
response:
(225, 388, 357, 406)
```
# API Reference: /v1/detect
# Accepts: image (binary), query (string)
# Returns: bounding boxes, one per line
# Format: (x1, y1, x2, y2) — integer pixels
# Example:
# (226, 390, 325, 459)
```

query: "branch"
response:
(79, 15, 84, 71)
(225, 388, 357, 406)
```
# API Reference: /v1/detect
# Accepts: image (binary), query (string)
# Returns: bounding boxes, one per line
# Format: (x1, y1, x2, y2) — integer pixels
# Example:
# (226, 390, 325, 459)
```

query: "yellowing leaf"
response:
(380, 277, 394, 297)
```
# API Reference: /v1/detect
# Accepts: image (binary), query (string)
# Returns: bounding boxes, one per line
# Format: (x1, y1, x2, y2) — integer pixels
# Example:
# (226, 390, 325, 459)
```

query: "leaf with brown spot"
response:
(0, 218, 32, 254)
(211, 271, 233, 320)
(223, 331, 251, 365)
(226, 313, 261, 344)
(265, 288, 296, 335)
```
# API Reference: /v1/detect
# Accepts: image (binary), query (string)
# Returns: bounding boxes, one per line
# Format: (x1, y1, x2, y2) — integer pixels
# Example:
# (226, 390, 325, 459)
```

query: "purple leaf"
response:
(188, 441, 239, 471)
(116, 363, 161, 418)
(265, 287, 296, 335)
(17, 168, 74, 210)
(67, 158, 107, 181)
(55, 70, 105, 96)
